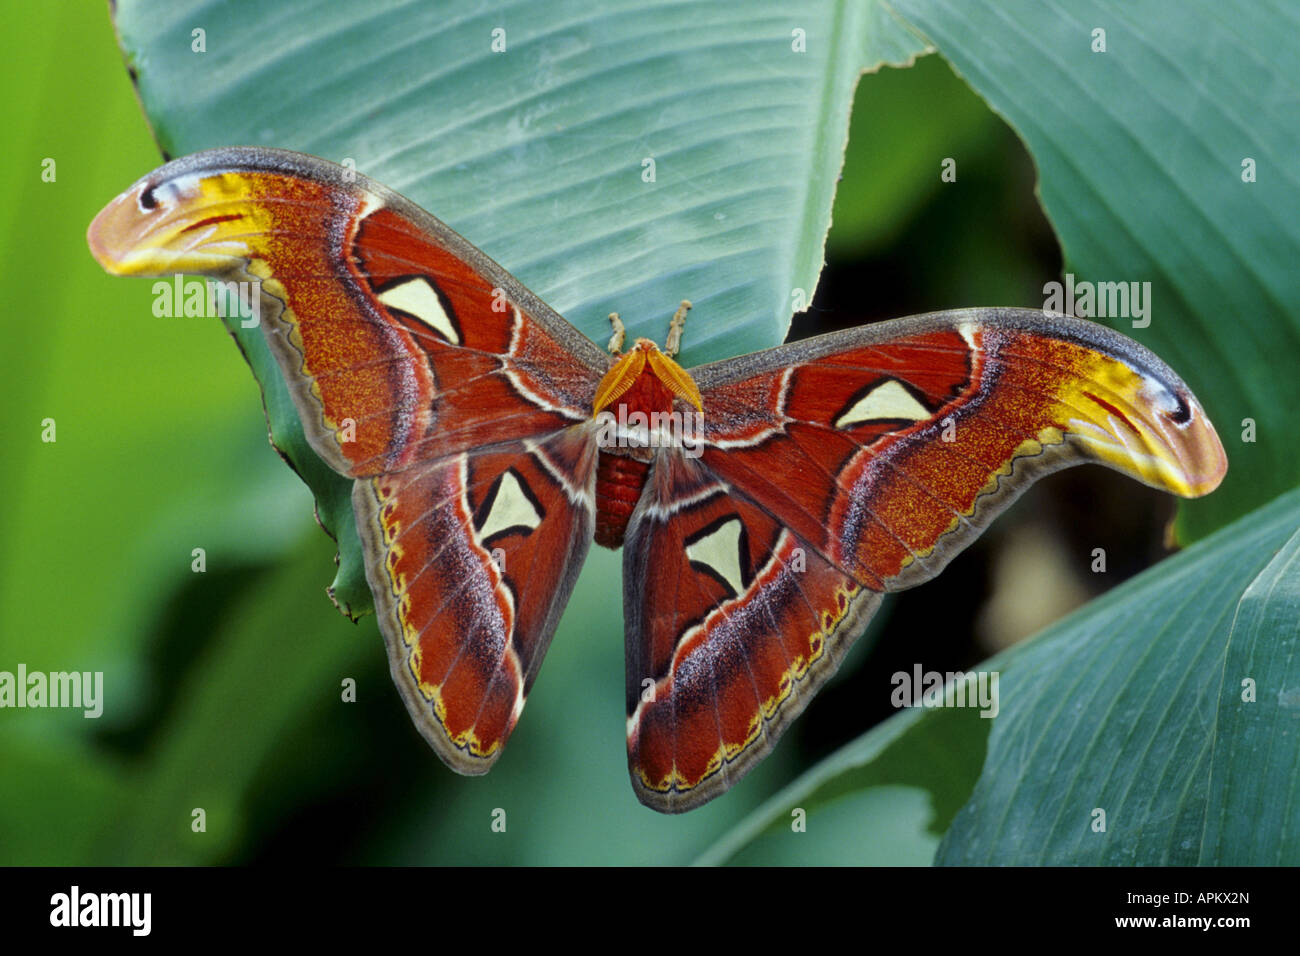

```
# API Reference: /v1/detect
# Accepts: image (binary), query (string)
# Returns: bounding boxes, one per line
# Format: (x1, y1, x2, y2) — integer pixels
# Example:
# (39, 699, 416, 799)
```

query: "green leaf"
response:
(936, 488, 1300, 865)
(695, 700, 988, 865)
(888, 0, 1300, 539)
(1200, 522, 1300, 865)
(701, 489, 1300, 865)
(112, 0, 928, 612)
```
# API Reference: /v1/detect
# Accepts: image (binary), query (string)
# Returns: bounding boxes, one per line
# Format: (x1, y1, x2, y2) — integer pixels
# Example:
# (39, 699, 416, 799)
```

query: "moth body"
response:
(592, 337, 704, 548)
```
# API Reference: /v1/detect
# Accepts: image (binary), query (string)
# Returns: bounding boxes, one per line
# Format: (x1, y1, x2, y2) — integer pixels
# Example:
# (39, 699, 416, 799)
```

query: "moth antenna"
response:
(607, 312, 626, 354)
(664, 299, 692, 357)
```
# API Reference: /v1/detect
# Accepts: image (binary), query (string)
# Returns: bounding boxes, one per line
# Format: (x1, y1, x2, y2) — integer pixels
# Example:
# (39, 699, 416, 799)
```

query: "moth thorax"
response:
(592, 339, 703, 418)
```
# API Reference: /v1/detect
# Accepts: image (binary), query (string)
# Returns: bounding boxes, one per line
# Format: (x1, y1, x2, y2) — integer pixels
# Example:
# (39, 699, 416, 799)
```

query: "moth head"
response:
(593, 338, 703, 417)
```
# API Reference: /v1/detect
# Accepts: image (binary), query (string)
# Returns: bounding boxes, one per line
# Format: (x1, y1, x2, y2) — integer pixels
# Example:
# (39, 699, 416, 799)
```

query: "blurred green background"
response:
(3, 3, 1290, 865)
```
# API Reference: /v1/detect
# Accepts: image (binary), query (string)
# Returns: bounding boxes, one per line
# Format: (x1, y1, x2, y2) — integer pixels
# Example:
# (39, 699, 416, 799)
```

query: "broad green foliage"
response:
(936, 491, 1300, 864)
(1200, 522, 1300, 865)
(697, 701, 989, 865)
